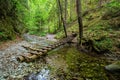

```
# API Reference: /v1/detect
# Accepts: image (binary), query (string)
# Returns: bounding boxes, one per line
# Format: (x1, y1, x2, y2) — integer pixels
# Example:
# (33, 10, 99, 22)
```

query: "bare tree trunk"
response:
(57, 0, 67, 37)
(58, 13, 61, 29)
(56, 0, 62, 30)
(76, 0, 83, 46)
(65, 0, 67, 21)
(69, 0, 72, 21)
(98, 0, 102, 8)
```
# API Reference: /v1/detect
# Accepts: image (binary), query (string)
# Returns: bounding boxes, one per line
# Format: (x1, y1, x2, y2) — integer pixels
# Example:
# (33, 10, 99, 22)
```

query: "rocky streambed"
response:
(0, 34, 58, 80)
(0, 34, 119, 80)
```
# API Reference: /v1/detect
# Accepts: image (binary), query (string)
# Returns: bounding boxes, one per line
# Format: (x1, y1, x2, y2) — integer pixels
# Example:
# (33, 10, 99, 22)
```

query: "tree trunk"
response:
(69, 0, 72, 21)
(76, 0, 83, 46)
(98, 0, 102, 8)
(57, 0, 67, 37)
(65, 0, 67, 21)
(58, 3, 61, 30)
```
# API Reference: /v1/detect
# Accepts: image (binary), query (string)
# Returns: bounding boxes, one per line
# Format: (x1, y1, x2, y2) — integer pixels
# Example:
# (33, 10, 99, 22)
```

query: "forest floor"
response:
(0, 34, 120, 80)
(0, 37, 22, 51)
(0, 5, 120, 80)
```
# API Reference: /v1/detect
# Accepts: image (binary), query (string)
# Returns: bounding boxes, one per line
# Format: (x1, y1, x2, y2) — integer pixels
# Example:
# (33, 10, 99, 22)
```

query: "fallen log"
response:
(22, 46, 48, 53)
(17, 33, 77, 62)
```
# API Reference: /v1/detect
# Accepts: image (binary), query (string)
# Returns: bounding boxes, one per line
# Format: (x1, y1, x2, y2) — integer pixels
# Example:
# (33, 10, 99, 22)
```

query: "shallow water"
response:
(24, 45, 109, 80)
(0, 34, 119, 80)
(24, 68, 50, 80)
(0, 34, 56, 80)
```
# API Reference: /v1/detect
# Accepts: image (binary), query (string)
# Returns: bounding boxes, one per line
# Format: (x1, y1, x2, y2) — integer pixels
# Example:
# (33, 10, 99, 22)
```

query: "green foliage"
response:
(0, 32, 6, 40)
(14, 0, 55, 35)
(65, 47, 108, 80)
(104, 0, 120, 18)
(94, 38, 113, 50)
(55, 32, 64, 39)
(0, 0, 61, 41)
(106, 0, 120, 9)
(0, 0, 17, 40)
(0, 17, 16, 41)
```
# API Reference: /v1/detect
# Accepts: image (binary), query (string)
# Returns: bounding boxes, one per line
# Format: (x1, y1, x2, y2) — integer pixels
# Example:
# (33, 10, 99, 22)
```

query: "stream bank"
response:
(0, 34, 119, 80)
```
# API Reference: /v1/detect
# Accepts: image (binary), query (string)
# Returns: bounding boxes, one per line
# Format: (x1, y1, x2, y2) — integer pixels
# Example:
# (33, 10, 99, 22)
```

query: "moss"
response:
(46, 46, 109, 79)
(0, 19, 16, 41)
(94, 38, 113, 51)
(64, 47, 108, 80)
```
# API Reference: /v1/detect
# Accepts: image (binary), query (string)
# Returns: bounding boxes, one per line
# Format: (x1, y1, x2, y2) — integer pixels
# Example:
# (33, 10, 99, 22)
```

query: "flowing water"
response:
(0, 34, 119, 80)
(0, 34, 57, 80)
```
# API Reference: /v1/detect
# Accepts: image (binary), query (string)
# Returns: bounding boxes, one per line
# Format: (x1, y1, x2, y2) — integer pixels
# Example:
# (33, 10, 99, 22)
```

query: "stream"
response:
(0, 34, 58, 80)
(0, 34, 120, 80)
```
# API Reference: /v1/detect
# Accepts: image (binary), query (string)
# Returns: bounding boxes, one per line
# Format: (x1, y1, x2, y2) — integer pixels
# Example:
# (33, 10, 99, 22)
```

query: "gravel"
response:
(0, 34, 57, 80)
